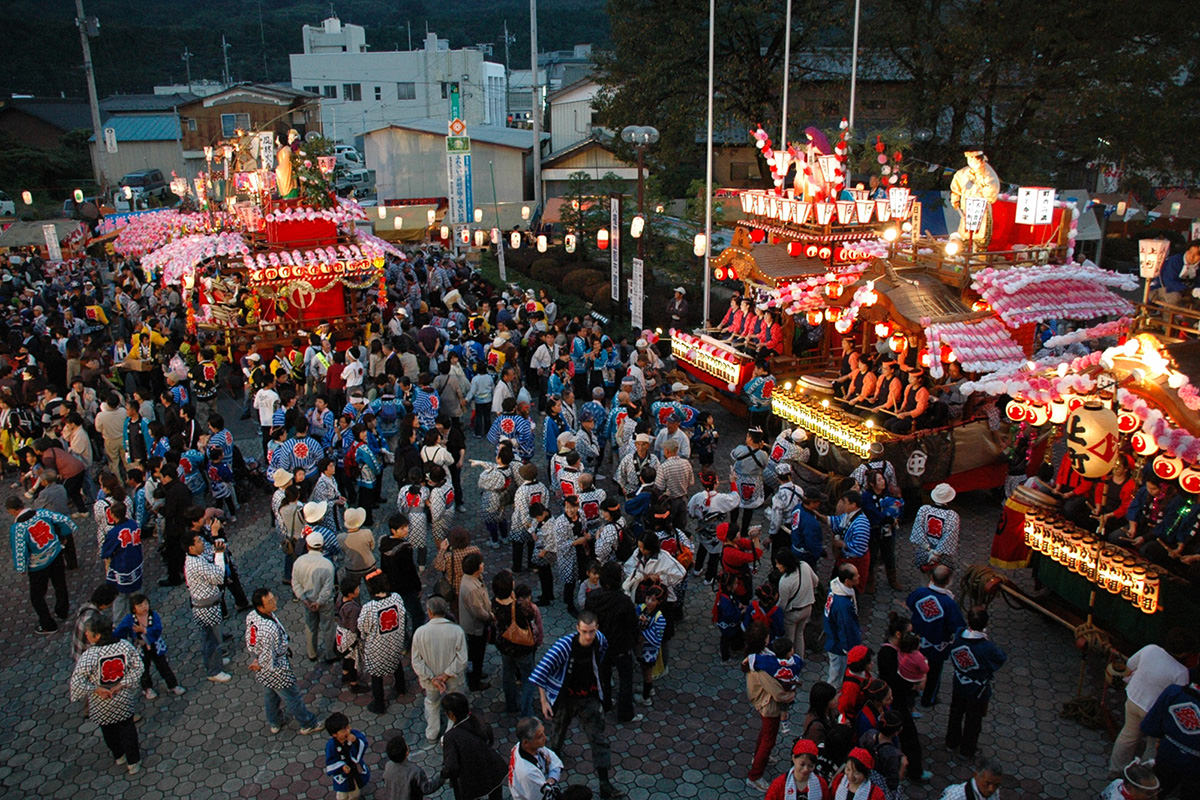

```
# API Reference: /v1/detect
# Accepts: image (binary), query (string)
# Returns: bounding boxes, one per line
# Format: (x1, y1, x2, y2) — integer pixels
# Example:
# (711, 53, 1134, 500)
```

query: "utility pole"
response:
(502, 20, 515, 122)
(181, 47, 194, 91)
(221, 34, 232, 87)
(530, 0, 541, 211)
(407, 20, 412, 50)
(75, 0, 106, 192)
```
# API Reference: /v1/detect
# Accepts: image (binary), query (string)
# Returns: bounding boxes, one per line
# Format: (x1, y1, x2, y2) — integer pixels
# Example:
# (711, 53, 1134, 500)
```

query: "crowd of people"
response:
(0, 238, 1191, 800)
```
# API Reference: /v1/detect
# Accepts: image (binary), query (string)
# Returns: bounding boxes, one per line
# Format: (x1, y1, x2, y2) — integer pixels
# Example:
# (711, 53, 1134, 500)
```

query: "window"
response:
(185, 118, 197, 131)
(323, 85, 337, 98)
(302, 85, 319, 95)
(220, 112, 251, 138)
(342, 83, 362, 101)
(373, 85, 382, 101)
(396, 82, 416, 100)
(440, 81, 459, 99)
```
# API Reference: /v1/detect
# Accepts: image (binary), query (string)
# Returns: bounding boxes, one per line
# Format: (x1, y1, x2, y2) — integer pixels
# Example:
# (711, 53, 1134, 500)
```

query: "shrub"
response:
(529, 257, 563, 285)
(563, 268, 607, 294)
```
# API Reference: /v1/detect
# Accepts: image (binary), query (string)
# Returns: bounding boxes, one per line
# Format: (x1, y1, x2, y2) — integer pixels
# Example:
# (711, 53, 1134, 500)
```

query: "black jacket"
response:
(440, 715, 508, 800)
(379, 536, 422, 595)
(584, 587, 640, 655)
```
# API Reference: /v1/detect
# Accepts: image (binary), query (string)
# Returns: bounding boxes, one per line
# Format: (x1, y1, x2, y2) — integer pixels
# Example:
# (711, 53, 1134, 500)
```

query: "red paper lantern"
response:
(805, 245, 819, 258)
(825, 307, 842, 322)
(727, 266, 739, 280)
(1180, 466, 1200, 494)
(597, 229, 610, 250)
(825, 282, 844, 299)
(889, 332, 907, 352)
(1117, 411, 1140, 434)
(919, 349, 932, 368)
(787, 242, 803, 257)
(806, 309, 823, 326)
(714, 267, 726, 280)
(1131, 431, 1158, 456)
(1006, 401, 1028, 422)
(1154, 454, 1183, 481)
(750, 228, 766, 243)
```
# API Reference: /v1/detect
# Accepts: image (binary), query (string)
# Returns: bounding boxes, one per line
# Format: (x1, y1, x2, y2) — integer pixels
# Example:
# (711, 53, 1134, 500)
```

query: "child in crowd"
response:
(574, 559, 602, 611)
(638, 584, 668, 705)
(336, 574, 368, 694)
(746, 635, 805, 733)
(399, 467, 430, 567)
(324, 712, 371, 799)
(206, 446, 237, 521)
(381, 735, 442, 800)
(712, 574, 744, 661)
(693, 411, 718, 468)
(426, 464, 454, 550)
(114, 593, 184, 699)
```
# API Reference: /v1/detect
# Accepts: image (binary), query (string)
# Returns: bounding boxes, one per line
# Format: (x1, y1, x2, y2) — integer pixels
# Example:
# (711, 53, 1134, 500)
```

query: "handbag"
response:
(499, 600, 536, 647)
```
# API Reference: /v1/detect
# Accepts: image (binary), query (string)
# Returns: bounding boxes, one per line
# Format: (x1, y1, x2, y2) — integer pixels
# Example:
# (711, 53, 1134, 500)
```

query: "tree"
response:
(862, 0, 1198, 183)
(594, 0, 837, 196)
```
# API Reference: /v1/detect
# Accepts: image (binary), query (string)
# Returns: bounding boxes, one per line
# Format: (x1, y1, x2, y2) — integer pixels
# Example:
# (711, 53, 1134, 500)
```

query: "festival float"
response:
(685, 124, 1138, 495)
(98, 130, 400, 350)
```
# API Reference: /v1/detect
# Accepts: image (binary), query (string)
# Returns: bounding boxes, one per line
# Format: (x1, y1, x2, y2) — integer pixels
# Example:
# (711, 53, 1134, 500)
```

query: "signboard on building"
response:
(610, 196, 621, 302)
(103, 127, 118, 154)
(42, 224, 61, 261)
(631, 257, 645, 329)
(446, 136, 470, 154)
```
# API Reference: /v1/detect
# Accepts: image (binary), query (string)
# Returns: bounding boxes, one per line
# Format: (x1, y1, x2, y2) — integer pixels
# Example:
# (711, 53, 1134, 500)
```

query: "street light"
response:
(620, 125, 659, 259)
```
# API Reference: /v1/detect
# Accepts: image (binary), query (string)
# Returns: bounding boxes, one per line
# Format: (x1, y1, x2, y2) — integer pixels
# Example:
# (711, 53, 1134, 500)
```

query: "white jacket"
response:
(507, 745, 563, 800)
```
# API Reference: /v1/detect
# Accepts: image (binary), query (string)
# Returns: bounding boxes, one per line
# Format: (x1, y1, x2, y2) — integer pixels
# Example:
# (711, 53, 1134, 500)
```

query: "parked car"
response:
(118, 169, 168, 199)
(334, 144, 363, 166)
(0, 191, 14, 217)
(335, 167, 375, 198)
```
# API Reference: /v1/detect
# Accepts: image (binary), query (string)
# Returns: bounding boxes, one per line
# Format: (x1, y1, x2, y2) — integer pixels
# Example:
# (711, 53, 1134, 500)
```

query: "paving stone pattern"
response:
(0, 396, 1116, 798)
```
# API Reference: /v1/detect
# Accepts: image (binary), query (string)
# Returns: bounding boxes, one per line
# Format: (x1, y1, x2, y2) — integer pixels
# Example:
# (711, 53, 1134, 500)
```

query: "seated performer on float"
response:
(882, 369, 932, 433)
(715, 294, 742, 333)
(1063, 457, 1136, 536)
(717, 297, 751, 341)
(756, 309, 785, 359)
(844, 356, 879, 409)
(732, 300, 760, 349)
(831, 339, 864, 398)
(865, 360, 903, 413)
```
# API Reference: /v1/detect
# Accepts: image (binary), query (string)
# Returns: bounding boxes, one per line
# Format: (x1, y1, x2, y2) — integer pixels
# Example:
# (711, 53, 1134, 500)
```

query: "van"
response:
(119, 169, 168, 199)
(334, 145, 362, 165)
(335, 167, 375, 198)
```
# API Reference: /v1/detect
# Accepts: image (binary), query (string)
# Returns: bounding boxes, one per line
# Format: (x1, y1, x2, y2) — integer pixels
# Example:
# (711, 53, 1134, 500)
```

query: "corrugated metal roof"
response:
(2, 98, 93, 132)
(89, 115, 180, 143)
(101, 93, 197, 112)
(363, 118, 548, 150)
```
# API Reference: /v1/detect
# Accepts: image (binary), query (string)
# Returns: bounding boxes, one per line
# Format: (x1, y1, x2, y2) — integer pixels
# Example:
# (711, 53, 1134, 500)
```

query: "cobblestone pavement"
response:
(0, 395, 1116, 799)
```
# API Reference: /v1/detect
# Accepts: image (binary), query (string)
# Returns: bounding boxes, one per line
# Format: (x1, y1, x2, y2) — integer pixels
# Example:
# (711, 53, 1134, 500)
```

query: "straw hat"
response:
(930, 483, 957, 505)
(343, 507, 366, 531)
(272, 468, 293, 489)
(302, 501, 328, 524)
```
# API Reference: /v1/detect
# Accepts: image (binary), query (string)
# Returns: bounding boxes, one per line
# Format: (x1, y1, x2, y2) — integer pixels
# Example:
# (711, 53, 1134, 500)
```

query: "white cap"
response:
(791, 428, 809, 443)
(636, 338, 648, 348)
(305, 531, 324, 548)
(674, 286, 686, 295)
(247, 353, 261, 361)
(635, 433, 652, 444)
(492, 337, 505, 348)
(671, 382, 688, 393)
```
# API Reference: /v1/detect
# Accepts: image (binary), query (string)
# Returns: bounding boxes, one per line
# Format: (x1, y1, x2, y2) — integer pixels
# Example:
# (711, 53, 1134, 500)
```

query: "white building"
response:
(289, 17, 506, 144)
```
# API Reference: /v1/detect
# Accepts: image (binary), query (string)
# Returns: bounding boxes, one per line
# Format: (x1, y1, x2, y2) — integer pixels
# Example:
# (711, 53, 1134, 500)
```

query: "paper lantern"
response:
(630, 215, 645, 238)
(1048, 400, 1070, 425)
(597, 229, 610, 250)
(806, 310, 823, 326)
(1153, 454, 1183, 481)
(521, 205, 531, 220)
(1131, 431, 1158, 456)
(788, 241, 803, 257)
(490, 227, 500, 244)
(378, 206, 388, 219)
(427, 209, 437, 225)
(474, 208, 484, 223)
(474, 229, 486, 247)
(1005, 400, 1028, 422)
(393, 216, 405, 230)
(20, 190, 32, 205)
(825, 282, 843, 299)
(537, 234, 548, 253)
(693, 234, 707, 257)
(874, 322, 892, 338)
(919, 349, 932, 368)
(1065, 403, 1121, 478)
(1117, 411, 1140, 434)
(564, 233, 576, 253)
(1025, 404, 1049, 427)
(825, 307, 842, 322)
(889, 332, 907, 352)
(750, 228, 766, 243)
(1180, 466, 1200, 494)
(459, 228, 471, 244)
(510, 231, 522, 249)
(73, 188, 84, 203)
(440, 225, 450, 240)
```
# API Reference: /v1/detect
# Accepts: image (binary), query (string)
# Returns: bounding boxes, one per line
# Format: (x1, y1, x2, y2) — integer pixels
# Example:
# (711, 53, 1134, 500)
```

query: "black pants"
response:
(729, 506, 756, 538)
(512, 540, 529, 572)
(549, 693, 611, 772)
(693, 543, 721, 582)
(599, 649, 635, 722)
(100, 717, 140, 765)
(140, 648, 179, 690)
(28, 553, 69, 629)
(897, 704, 924, 776)
(945, 690, 989, 757)
(163, 533, 186, 585)
(535, 564, 555, 602)
(474, 403, 492, 437)
(920, 648, 947, 706)
(63, 472, 88, 513)
(370, 664, 407, 711)
(449, 464, 464, 509)
(260, 426, 272, 462)
(466, 632, 488, 689)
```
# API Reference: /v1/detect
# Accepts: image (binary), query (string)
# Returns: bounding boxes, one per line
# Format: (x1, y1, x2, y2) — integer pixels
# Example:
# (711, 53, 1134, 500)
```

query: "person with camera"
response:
(183, 530, 232, 683)
(508, 717, 565, 800)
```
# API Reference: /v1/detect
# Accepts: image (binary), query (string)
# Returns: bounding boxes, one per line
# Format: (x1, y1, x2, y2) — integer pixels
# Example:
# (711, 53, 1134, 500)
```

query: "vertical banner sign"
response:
(1015, 186, 1056, 225)
(450, 83, 461, 120)
(103, 126, 118, 154)
(610, 195, 621, 301)
(497, 239, 507, 282)
(446, 154, 473, 224)
(630, 257, 645, 330)
(42, 224, 62, 261)
(257, 132, 275, 170)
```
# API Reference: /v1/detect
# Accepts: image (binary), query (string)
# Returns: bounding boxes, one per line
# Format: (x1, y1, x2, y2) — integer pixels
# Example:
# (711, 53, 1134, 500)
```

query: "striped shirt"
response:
(653, 456, 694, 499)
